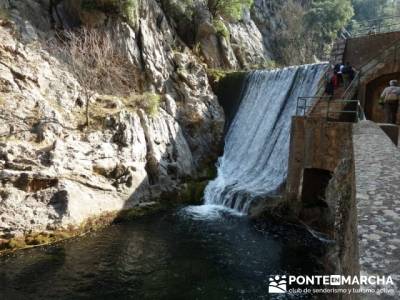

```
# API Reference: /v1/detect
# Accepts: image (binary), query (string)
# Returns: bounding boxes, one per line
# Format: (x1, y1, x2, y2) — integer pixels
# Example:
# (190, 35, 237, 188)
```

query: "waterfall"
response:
(204, 63, 328, 213)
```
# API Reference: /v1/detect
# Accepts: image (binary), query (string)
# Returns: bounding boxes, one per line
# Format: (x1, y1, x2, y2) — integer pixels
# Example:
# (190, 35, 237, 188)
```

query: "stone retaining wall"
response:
(286, 118, 400, 298)
(286, 117, 353, 203)
(343, 32, 400, 69)
(325, 155, 359, 300)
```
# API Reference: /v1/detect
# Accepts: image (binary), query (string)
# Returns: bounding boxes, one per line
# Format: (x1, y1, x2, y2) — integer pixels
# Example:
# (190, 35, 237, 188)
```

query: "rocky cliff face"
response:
(0, 0, 284, 244)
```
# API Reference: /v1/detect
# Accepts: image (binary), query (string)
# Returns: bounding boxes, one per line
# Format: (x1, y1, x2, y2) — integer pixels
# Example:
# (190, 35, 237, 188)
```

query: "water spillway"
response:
(204, 63, 328, 213)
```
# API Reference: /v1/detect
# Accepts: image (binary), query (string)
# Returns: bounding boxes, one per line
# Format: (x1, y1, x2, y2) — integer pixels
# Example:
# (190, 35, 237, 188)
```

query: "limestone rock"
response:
(228, 20, 267, 68)
(0, 0, 225, 239)
(0, 0, 10, 9)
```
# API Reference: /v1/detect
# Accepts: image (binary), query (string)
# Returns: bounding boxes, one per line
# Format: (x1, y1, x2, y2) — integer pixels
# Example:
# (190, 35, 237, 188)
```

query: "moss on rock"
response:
(6, 238, 26, 249)
(0, 212, 117, 254)
(81, 0, 139, 28)
(115, 202, 164, 221)
(213, 19, 230, 40)
(179, 180, 209, 203)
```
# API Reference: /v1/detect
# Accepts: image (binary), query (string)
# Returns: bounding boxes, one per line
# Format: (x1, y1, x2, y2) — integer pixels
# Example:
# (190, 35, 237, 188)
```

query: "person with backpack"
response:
(342, 62, 353, 88)
(380, 80, 400, 124)
(324, 70, 335, 97)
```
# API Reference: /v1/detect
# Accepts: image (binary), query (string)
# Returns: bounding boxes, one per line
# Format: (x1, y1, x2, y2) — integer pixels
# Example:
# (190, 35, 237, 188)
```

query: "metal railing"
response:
(348, 15, 400, 37)
(296, 97, 366, 123)
(325, 99, 366, 122)
(339, 28, 352, 39)
(342, 72, 360, 100)
(296, 96, 331, 116)
(297, 24, 400, 123)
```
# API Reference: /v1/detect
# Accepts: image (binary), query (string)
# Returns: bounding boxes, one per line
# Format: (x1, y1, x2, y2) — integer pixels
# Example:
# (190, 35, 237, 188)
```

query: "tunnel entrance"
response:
(365, 72, 400, 122)
(301, 168, 333, 206)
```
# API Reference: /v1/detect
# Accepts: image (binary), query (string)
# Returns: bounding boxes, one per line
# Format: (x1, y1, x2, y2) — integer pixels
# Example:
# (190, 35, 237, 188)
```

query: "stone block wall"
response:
(286, 117, 400, 298)
(286, 116, 360, 299)
(325, 156, 360, 300)
(343, 31, 400, 69)
(286, 117, 353, 203)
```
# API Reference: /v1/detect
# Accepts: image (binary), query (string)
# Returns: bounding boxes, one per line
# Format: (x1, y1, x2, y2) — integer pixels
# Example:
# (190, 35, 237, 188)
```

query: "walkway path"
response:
(353, 121, 400, 298)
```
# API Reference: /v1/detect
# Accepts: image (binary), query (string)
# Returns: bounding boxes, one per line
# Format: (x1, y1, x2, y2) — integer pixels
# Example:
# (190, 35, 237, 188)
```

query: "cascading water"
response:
(204, 63, 328, 213)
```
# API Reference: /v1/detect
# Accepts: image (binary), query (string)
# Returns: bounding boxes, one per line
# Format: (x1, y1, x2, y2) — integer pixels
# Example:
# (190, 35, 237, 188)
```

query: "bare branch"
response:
(47, 28, 135, 127)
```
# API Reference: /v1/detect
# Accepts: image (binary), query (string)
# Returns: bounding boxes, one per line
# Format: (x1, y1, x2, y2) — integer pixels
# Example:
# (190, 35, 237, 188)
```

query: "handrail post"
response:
(304, 98, 309, 116)
(356, 103, 359, 122)
(326, 97, 330, 120)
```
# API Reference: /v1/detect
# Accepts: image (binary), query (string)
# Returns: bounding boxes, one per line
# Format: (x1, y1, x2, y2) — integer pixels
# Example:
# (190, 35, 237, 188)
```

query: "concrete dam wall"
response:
(287, 117, 400, 298)
(205, 64, 327, 213)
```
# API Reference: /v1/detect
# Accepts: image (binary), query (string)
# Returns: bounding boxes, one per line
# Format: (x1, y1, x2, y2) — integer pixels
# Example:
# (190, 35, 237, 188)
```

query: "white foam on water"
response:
(204, 63, 328, 213)
(179, 205, 244, 221)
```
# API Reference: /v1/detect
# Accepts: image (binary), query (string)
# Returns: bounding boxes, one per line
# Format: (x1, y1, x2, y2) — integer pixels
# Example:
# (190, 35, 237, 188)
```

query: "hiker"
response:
(348, 63, 355, 82)
(380, 80, 400, 124)
(342, 62, 353, 88)
(332, 70, 339, 88)
(334, 64, 341, 74)
(324, 72, 334, 97)
(336, 63, 344, 85)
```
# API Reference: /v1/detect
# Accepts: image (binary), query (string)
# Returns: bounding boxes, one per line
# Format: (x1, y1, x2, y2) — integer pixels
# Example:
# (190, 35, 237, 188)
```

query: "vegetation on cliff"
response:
(352, 0, 400, 22)
(266, 0, 400, 65)
(81, 0, 139, 26)
(0, 0, 225, 246)
(207, 0, 253, 20)
(350, 0, 400, 32)
(271, 0, 353, 64)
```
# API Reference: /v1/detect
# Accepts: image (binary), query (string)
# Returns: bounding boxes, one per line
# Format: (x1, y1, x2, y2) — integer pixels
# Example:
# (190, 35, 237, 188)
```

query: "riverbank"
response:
(0, 179, 210, 255)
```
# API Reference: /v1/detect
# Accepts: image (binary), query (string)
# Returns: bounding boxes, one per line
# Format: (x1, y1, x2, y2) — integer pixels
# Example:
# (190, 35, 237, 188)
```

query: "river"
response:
(0, 205, 327, 299)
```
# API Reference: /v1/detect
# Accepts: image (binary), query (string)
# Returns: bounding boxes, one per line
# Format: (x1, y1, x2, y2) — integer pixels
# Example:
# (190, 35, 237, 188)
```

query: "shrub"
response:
(49, 28, 135, 127)
(259, 59, 278, 70)
(213, 19, 229, 39)
(301, 0, 353, 63)
(160, 0, 195, 45)
(161, 0, 194, 17)
(207, 68, 228, 86)
(126, 93, 161, 116)
(271, 0, 307, 65)
(304, 0, 354, 46)
(0, 7, 10, 22)
(207, 0, 253, 21)
(81, 0, 139, 27)
(120, 0, 139, 27)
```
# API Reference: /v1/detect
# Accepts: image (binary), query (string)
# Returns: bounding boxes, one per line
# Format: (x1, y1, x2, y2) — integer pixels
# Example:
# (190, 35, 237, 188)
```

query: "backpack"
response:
(385, 93, 399, 103)
(342, 66, 350, 74)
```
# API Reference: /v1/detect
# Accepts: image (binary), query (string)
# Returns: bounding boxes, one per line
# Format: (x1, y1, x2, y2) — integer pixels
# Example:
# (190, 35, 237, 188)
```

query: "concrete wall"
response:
(357, 42, 400, 123)
(343, 32, 400, 69)
(286, 116, 360, 296)
(286, 117, 400, 298)
(286, 117, 353, 203)
(341, 32, 400, 124)
(325, 156, 359, 299)
(364, 73, 400, 122)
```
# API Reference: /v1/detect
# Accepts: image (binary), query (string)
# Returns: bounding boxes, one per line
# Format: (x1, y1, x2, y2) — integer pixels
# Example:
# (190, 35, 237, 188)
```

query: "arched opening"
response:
(301, 168, 333, 206)
(299, 168, 334, 234)
(365, 72, 400, 122)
